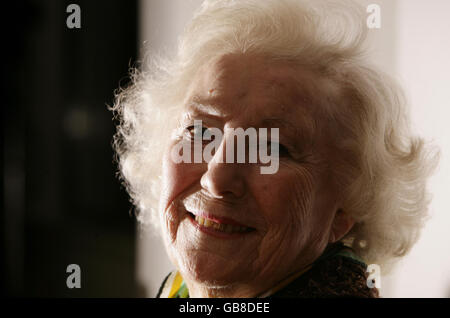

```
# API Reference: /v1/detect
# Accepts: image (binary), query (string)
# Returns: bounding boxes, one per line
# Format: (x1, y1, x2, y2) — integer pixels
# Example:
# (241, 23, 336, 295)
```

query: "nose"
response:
(200, 134, 247, 199)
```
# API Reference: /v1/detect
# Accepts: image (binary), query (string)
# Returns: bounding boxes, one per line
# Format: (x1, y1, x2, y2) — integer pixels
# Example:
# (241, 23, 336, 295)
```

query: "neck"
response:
(185, 280, 263, 298)
(185, 264, 313, 298)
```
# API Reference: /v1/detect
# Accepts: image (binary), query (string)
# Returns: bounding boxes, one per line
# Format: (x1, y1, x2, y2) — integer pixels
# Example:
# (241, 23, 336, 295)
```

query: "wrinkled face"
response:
(159, 54, 343, 296)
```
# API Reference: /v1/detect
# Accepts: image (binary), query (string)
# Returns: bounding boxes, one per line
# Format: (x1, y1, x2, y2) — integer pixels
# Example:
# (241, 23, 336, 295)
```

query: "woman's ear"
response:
(329, 209, 355, 243)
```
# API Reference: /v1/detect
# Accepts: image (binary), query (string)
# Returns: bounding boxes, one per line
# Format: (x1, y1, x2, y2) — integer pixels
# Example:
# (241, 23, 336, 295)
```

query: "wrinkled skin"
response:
(159, 54, 355, 298)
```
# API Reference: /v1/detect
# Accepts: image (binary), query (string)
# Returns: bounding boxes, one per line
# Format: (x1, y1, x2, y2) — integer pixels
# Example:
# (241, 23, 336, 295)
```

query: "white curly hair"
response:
(110, 0, 438, 273)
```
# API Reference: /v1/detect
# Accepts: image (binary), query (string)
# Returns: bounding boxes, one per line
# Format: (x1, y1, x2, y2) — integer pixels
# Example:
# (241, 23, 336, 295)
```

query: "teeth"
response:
(194, 215, 249, 233)
(196, 216, 205, 226)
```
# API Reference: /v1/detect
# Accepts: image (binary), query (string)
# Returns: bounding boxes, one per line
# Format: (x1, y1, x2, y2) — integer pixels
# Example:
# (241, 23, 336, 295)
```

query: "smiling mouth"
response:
(187, 212, 255, 234)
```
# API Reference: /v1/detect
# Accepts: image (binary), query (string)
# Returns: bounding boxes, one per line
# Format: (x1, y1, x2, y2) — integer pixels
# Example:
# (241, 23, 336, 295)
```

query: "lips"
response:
(187, 212, 254, 234)
(194, 214, 251, 233)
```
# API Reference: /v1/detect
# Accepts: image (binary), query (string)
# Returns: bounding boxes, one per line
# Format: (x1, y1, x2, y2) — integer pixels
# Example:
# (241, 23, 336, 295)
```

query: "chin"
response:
(165, 217, 257, 288)
(178, 248, 249, 288)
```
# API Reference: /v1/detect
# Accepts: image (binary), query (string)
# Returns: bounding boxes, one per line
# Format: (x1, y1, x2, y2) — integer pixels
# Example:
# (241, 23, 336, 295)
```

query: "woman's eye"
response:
(185, 125, 199, 138)
(266, 142, 291, 157)
(185, 125, 211, 141)
(278, 144, 291, 157)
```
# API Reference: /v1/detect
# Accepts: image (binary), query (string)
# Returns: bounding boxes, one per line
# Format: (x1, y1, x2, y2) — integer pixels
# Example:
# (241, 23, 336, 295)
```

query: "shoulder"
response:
(156, 271, 178, 298)
(272, 252, 380, 298)
(156, 270, 189, 298)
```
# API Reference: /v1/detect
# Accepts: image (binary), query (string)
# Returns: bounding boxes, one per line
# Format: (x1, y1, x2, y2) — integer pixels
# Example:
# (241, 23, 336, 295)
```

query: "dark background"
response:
(2, 0, 143, 297)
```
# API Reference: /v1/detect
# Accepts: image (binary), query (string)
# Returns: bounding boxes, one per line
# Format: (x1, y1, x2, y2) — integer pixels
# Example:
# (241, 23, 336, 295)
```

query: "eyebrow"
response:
(261, 117, 315, 148)
(187, 101, 226, 118)
(261, 117, 312, 135)
(186, 101, 315, 146)
(261, 118, 296, 130)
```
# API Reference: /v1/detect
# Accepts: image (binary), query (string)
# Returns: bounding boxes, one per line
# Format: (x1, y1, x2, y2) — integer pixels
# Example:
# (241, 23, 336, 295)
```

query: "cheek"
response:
(273, 161, 338, 248)
(159, 147, 205, 242)
(246, 164, 320, 276)
(257, 162, 317, 230)
(160, 146, 203, 209)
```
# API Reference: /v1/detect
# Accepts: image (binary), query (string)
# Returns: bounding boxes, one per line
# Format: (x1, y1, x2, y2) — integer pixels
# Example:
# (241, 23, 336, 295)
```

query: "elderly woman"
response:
(111, 0, 437, 298)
